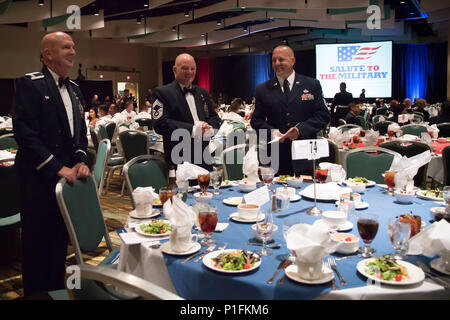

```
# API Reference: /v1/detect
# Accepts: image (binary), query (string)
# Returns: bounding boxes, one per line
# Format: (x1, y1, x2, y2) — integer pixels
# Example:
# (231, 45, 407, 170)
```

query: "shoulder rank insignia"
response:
(152, 99, 164, 120)
(25, 72, 44, 80)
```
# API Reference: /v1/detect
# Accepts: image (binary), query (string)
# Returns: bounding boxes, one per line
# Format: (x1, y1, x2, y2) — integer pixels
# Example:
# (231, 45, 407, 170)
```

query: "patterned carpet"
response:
(0, 173, 132, 300)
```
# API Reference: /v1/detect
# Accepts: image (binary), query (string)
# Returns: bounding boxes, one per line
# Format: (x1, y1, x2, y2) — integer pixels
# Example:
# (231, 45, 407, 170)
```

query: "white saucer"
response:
(285, 264, 334, 285)
(129, 209, 161, 219)
(334, 201, 369, 210)
(430, 257, 450, 276)
(229, 212, 265, 223)
(316, 219, 353, 231)
(160, 242, 201, 256)
(290, 195, 301, 202)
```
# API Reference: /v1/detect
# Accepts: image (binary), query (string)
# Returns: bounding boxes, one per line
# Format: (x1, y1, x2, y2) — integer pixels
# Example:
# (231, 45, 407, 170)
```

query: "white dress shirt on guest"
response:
(222, 111, 244, 123)
(135, 111, 152, 119)
(121, 109, 136, 122)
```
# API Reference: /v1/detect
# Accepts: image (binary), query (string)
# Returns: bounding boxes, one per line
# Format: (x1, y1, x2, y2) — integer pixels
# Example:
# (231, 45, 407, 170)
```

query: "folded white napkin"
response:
(429, 124, 439, 139)
(164, 196, 196, 250)
(175, 162, 209, 188)
(328, 127, 339, 142)
(286, 221, 339, 263)
(243, 146, 259, 183)
(388, 123, 400, 132)
(132, 187, 155, 217)
(400, 134, 420, 141)
(363, 130, 379, 147)
(0, 150, 14, 160)
(408, 220, 450, 256)
(300, 182, 351, 201)
(389, 151, 431, 184)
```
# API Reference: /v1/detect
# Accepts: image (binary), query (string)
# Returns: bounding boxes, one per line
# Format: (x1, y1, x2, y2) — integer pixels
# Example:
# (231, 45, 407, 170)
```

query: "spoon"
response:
(248, 242, 281, 249)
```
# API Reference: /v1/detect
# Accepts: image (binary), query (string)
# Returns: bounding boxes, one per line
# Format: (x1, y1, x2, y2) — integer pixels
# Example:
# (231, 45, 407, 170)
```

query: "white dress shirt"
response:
(276, 71, 295, 93)
(178, 83, 200, 123)
(48, 68, 74, 137)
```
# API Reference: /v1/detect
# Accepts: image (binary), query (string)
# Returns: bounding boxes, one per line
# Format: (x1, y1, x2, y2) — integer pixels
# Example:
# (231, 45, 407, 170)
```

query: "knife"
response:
(267, 259, 287, 284)
(417, 261, 450, 289)
(181, 244, 216, 264)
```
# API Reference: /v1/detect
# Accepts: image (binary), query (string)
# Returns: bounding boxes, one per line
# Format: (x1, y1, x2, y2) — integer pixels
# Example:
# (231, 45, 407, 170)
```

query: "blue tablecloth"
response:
(163, 183, 443, 300)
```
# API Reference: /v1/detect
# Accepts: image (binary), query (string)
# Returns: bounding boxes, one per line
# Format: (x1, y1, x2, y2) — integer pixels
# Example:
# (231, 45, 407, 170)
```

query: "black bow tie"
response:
(58, 77, 70, 88)
(183, 87, 196, 95)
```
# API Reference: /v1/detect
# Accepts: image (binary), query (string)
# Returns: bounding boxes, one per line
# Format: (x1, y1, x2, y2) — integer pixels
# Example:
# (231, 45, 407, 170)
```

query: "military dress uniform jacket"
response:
(152, 81, 221, 167)
(251, 73, 330, 175)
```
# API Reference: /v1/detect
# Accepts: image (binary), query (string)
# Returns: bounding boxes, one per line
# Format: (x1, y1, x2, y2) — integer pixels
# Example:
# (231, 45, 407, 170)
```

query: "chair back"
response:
(337, 118, 347, 126)
(86, 148, 96, 172)
(93, 139, 111, 192)
(400, 124, 428, 137)
(346, 147, 401, 184)
(123, 155, 168, 208)
(412, 112, 424, 123)
(0, 159, 20, 222)
(374, 120, 395, 136)
(372, 115, 385, 124)
(98, 125, 109, 140)
(380, 140, 431, 188)
(356, 116, 367, 130)
(337, 124, 361, 133)
(56, 175, 113, 265)
(0, 134, 17, 150)
(119, 130, 149, 162)
(65, 264, 183, 300)
(105, 122, 117, 141)
(317, 138, 339, 165)
(135, 118, 154, 130)
(437, 122, 450, 138)
(443, 145, 450, 186)
(221, 144, 246, 181)
(89, 128, 99, 152)
(225, 127, 247, 149)
(376, 107, 388, 116)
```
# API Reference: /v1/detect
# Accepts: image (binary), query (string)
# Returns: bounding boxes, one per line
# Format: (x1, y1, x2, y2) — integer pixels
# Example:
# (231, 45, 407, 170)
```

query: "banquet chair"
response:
(97, 124, 109, 141)
(380, 140, 431, 188)
(105, 122, 117, 141)
(0, 134, 17, 150)
(337, 124, 361, 133)
(346, 147, 401, 184)
(93, 139, 110, 195)
(371, 115, 385, 124)
(0, 158, 21, 265)
(337, 118, 347, 126)
(400, 124, 428, 137)
(123, 154, 168, 209)
(373, 120, 395, 136)
(317, 139, 339, 165)
(443, 145, 450, 186)
(221, 144, 246, 181)
(376, 107, 389, 116)
(89, 128, 99, 153)
(65, 264, 183, 300)
(437, 122, 450, 138)
(86, 147, 96, 172)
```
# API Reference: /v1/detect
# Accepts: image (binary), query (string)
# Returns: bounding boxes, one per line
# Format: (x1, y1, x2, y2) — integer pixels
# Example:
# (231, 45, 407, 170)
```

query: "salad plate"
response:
(160, 242, 201, 256)
(135, 220, 172, 237)
(152, 198, 163, 207)
(223, 197, 243, 206)
(129, 209, 161, 219)
(285, 264, 334, 285)
(357, 257, 424, 285)
(344, 178, 376, 187)
(203, 249, 261, 274)
(416, 189, 443, 201)
(229, 212, 265, 223)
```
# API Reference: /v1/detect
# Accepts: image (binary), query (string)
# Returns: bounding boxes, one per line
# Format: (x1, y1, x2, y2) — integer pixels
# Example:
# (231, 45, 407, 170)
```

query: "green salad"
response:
(139, 220, 171, 235)
(5, 148, 17, 153)
(420, 189, 443, 198)
(348, 176, 370, 184)
(276, 175, 291, 182)
(365, 256, 408, 281)
(212, 250, 260, 271)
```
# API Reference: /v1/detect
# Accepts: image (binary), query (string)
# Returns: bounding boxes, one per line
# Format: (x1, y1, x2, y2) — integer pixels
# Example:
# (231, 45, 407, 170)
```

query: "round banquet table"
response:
(141, 182, 450, 300)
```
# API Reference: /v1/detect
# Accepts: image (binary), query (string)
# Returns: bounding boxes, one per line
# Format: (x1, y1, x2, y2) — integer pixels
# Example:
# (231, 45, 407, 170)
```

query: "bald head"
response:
(272, 45, 295, 79)
(173, 53, 196, 87)
(41, 32, 76, 77)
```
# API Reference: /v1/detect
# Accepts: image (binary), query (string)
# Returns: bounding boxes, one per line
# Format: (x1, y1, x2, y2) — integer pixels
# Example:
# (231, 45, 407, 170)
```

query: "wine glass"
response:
(210, 170, 223, 195)
(357, 213, 379, 258)
(159, 187, 174, 205)
(282, 216, 300, 261)
(388, 217, 411, 260)
(260, 167, 275, 192)
(384, 170, 396, 195)
(198, 204, 218, 246)
(255, 212, 274, 256)
(315, 169, 328, 183)
(197, 173, 210, 195)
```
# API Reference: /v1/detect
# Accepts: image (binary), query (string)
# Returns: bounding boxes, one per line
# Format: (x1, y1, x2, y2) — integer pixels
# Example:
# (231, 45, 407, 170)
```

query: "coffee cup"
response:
(276, 186, 296, 199)
(237, 203, 260, 220)
(340, 192, 361, 204)
(322, 210, 348, 229)
(296, 258, 324, 280)
(135, 203, 153, 217)
(170, 230, 199, 253)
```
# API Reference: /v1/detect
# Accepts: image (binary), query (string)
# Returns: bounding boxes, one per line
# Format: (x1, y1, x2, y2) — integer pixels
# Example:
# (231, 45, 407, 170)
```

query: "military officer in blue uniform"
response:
(12, 32, 90, 296)
(251, 45, 330, 175)
(152, 53, 221, 170)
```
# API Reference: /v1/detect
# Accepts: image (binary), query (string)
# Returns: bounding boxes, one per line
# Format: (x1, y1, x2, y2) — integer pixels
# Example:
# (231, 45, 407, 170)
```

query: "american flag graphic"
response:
(337, 45, 381, 61)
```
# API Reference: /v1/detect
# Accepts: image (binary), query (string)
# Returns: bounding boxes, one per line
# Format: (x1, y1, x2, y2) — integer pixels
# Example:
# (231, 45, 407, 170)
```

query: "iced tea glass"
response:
(198, 205, 218, 246)
(198, 173, 210, 195)
(357, 213, 379, 258)
(159, 187, 175, 205)
(315, 169, 328, 183)
(384, 170, 396, 195)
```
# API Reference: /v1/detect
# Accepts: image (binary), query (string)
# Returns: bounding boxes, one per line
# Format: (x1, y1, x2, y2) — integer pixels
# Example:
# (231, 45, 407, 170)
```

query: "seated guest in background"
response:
(108, 103, 118, 117)
(403, 98, 412, 111)
(390, 103, 409, 124)
(95, 104, 112, 130)
(135, 101, 152, 119)
(121, 100, 136, 122)
(222, 99, 245, 123)
(103, 96, 111, 106)
(412, 98, 430, 121)
(371, 98, 388, 117)
(88, 107, 99, 128)
(91, 94, 100, 108)
(344, 102, 361, 125)
(359, 88, 366, 103)
(429, 100, 450, 125)
(388, 99, 399, 114)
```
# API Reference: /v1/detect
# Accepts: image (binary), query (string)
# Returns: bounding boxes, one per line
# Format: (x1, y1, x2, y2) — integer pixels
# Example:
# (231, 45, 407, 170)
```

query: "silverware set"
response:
(181, 243, 228, 264)
(416, 261, 450, 290)
(327, 257, 347, 286)
(247, 242, 281, 249)
(194, 242, 228, 262)
(324, 261, 339, 290)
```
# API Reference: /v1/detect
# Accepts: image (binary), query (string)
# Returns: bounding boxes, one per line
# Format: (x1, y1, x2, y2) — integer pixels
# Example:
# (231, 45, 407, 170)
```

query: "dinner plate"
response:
(285, 264, 334, 285)
(356, 258, 425, 286)
(430, 257, 450, 276)
(290, 195, 301, 202)
(416, 190, 443, 202)
(202, 249, 261, 274)
(135, 220, 172, 237)
(129, 209, 161, 219)
(229, 212, 265, 223)
(223, 197, 243, 206)
(344, 179, 376, 187)
(160, 242, 201, 256)
(316, 219, 353, 232)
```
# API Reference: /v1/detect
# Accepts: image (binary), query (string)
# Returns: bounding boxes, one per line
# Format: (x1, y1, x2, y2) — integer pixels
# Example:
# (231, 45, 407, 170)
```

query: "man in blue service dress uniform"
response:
(12, 32, 90, 296)
(152, 53, 221, 170)
(251, 45, 330, 175)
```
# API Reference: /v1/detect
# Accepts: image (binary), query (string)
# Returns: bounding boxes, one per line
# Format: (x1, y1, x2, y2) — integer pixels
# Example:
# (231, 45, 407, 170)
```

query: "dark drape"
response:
(75, 80, 113, 110)
(0, 79, 15, 116)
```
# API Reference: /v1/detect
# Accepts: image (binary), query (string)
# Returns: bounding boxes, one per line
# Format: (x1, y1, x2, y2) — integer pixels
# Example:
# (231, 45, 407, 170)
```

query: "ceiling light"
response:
(172, 26, 176, 32)
(99, 74, 104, 79)
(184, 11, 189, 17)
(243, 26, 247, 32)
(400, 1, 405, 3)
(144, 3, 149, 7)
(126, 76, 131, 80)
(217, 20, 222, 26)
(137, 17, 142, 24)
(38, 0, 44, 6)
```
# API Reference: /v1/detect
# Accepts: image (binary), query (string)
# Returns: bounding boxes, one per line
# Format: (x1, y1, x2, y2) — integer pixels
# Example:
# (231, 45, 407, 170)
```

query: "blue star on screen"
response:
(338, 46, 360, 61)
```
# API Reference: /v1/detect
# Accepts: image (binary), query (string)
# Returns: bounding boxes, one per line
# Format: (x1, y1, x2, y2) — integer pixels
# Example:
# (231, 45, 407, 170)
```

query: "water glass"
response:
(388, 218, 411, 260)
(255, 212, 274, 256)
(210, 170, 223, 195)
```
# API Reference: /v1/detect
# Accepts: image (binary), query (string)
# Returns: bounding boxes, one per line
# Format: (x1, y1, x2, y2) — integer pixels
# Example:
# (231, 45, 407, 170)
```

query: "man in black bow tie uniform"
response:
(12, 31, 90, 297)
(251, 45, 330, 176)
(153, 53, 221, 170)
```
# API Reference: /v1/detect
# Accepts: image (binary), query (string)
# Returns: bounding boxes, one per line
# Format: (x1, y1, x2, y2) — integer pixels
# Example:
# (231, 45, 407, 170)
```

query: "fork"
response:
(327, 257, 347, 285)
(182, 244, 216, 264)
(325, 261, 339, 290)
(277, 260, 293, 284)
(194, 242, 227, 262)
